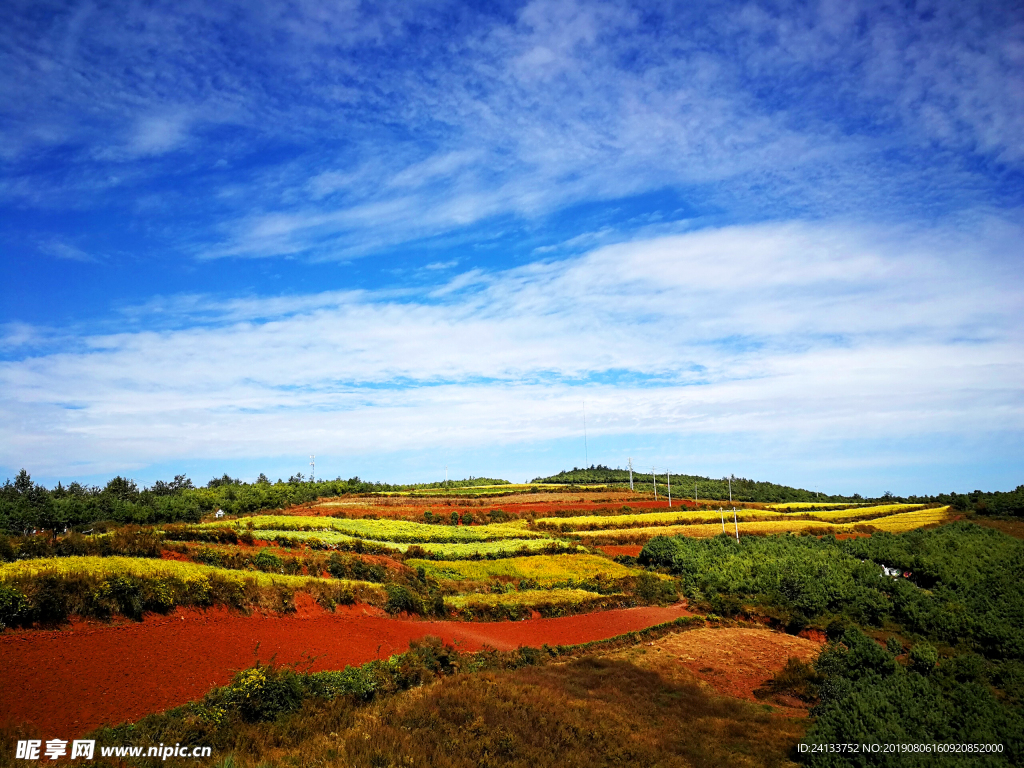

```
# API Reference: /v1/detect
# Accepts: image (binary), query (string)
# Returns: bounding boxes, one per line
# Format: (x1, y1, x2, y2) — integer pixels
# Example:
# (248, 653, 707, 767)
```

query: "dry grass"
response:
(969, 518, 1024, 540)
(247, 655, 805, 768)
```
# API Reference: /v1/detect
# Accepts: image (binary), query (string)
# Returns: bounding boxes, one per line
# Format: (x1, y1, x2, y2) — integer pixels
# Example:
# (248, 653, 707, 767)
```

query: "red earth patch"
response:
(0, 603, 693, 739)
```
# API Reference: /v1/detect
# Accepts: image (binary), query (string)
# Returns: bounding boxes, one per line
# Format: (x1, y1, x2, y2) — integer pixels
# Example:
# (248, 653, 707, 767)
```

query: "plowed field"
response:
(0, 601, 693, 740)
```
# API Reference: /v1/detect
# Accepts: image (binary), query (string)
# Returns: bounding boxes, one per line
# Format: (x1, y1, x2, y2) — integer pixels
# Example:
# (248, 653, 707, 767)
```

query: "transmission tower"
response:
(309, 455, 315, 483)
(627, 457, 634, 490)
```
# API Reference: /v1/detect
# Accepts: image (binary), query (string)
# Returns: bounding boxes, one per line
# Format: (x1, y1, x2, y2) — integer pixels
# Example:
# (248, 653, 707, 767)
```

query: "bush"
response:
(384, 584, 422, 615)
(0, 584, 30, 629)
(909, 642, 938, 674)
(253, 550, 282, 572)
(755, 657, 822, 702)
(224, 664, 305, 722)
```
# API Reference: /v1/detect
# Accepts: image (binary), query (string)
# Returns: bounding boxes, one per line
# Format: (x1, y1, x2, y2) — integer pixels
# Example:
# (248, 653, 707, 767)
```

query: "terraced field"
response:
(408, 553, 640, 585)
(572, 506, 953, 542)
(0, 555, 340, 588)
(537, 508, 788, 530)
(3, 495, 956, 630)
(201, 515, 545, 542)
(763, 501, 860, 510)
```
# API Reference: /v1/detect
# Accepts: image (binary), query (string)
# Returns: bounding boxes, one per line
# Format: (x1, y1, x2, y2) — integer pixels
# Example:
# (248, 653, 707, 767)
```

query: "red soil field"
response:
(643, 627, 823, 715)
(0, 601, 692, 740)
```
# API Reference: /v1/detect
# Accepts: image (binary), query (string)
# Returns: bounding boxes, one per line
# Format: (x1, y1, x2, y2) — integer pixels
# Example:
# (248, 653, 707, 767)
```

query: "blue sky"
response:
(1, 0, 1022, 494)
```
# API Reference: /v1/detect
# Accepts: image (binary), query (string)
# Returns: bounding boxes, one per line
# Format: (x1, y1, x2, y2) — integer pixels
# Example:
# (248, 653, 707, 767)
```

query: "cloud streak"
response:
(2, 220, 1020, 476)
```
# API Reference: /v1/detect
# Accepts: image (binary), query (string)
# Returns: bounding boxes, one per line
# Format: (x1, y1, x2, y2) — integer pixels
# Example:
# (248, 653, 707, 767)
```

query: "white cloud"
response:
(2, 219, 1021, 475)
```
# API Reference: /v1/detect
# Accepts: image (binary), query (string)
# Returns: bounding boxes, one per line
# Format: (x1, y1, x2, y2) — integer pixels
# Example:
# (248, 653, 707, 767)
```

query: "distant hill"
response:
(531, 465, 859, 504)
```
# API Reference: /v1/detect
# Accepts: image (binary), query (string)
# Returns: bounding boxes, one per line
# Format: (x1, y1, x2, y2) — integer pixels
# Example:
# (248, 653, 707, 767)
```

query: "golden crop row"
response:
(577, 506, 953, 541)
(445, 588, 620, 609)
(0, 555, 358, 589)
(196, 515, 546, 543)
(763, 502, 859, 510)
(794, 503, 925, 520)
(861, 507, 953, 532)
(536, 508, 788, 529)
(539, 503, 931, 531)
(408, 553, 639, 585)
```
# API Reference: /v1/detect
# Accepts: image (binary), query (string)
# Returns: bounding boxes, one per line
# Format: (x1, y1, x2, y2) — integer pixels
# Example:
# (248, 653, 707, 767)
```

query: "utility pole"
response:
(730, 474, 738, 541)
(652, 467, 657, 501)
(720, 507, 726, 533)
(309, 455, 315, 483)
(627, 458, 634, 491)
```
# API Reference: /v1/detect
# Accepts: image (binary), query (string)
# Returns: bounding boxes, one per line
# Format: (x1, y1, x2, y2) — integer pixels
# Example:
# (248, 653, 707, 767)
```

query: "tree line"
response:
(0, 469, 507, 536)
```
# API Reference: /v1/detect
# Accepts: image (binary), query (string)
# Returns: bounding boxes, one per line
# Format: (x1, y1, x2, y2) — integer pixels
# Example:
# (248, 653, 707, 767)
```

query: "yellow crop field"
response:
(407, 554, 638, 585)
(578, 520, 846, 540)
(445, 588, 622, 609)
(861, 506, 953, 532)
(537, 508, 787, 530)
(0, 556, 359, 589)
(576, 506, 953, 540)
(802, 503, 925, 521)
(414, 539, 579, 558)
(764, 502, 860, 510)
(198, 515, 547, 543)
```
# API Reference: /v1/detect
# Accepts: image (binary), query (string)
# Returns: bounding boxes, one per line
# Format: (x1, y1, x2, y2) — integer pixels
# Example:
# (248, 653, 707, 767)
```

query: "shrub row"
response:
(0, 572, 379, 628)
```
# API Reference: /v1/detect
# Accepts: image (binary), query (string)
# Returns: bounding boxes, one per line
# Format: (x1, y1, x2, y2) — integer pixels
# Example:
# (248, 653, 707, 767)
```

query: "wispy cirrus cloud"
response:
(2, 1, 1021, 262)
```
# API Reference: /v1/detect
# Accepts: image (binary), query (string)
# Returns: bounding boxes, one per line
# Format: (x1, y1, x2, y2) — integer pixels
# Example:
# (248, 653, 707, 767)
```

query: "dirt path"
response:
(0, 602, 692, 739)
